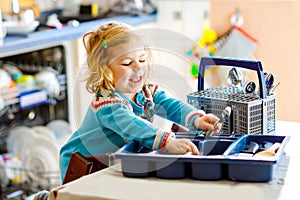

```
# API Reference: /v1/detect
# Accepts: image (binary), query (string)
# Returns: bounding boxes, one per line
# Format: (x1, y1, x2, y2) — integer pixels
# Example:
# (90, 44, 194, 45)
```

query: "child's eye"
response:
(139, 59, 146, 63)
(122, 62, 131, 66)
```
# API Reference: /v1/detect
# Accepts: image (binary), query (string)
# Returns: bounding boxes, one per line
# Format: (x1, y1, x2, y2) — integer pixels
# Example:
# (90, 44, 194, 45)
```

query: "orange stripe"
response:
(233, 25, 258, 43)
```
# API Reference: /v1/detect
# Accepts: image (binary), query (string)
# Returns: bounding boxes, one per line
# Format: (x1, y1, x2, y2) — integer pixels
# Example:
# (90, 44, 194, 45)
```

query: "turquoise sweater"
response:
(59, 84, 202, 181)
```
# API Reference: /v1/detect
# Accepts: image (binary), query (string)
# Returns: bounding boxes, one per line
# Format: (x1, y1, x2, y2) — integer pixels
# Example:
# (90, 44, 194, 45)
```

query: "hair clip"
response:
(102, 39, 108, 49)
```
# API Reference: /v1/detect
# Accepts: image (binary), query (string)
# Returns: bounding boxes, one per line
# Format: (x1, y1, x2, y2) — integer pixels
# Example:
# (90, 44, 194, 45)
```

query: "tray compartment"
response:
(121, 158, 154, 178)
(200, 139, 233, 155)
(155, 160, 187, 179)
(224, 135, 289, 182)
(118, 141, 155, 177)
(227, 162, 275, 182)
(155, 140, 201, 179)
(191, 139, 233, 180)
(191, 161, 227, 180)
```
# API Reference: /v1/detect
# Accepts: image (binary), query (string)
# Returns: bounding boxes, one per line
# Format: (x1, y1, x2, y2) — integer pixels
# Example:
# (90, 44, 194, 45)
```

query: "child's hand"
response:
(193, 114, 222, 133)
(165, 138, 199, 155)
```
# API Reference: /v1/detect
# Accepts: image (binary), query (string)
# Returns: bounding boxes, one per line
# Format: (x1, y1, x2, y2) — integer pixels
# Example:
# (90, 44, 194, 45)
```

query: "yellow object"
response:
(198, 29, 218, 46)
(196, 15, 218, 55)
(91, 3, 98, 17)
(80, 3, 98, 17)
(16, 74, 34, 84)
(196, 28, 218, 55)
(198, 15, 218, 47)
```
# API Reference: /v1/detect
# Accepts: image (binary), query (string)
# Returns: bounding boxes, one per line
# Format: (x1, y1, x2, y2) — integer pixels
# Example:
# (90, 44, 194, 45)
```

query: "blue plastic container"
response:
(191, 139, 233, 180)
(117, 141, 154, 177)
(223, 135, 289, 182)
(115, 135, 290, 182)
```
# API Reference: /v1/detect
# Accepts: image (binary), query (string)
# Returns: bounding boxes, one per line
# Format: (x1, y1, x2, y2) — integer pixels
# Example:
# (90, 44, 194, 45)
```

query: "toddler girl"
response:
(59, 21, 221, 181)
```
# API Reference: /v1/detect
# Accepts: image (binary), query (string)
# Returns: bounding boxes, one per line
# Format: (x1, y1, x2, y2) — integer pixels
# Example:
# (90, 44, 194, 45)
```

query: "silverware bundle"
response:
(227, 67, 279, 95)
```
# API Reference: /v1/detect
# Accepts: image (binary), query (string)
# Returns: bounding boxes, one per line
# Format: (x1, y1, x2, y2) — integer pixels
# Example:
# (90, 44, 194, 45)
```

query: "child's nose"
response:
(132, 62, 142, 72)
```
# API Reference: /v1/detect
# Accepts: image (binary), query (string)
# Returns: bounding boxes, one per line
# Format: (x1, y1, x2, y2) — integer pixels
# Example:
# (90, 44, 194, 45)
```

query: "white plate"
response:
(32, 126, 56, 142)
(0, 158, 9, 188)
(5, 158, 24, 183)
(2, 20, 39, 35)
(46, 120, 72, 144)
(7, 126, 38, 158)
(23, 137, 61, 188)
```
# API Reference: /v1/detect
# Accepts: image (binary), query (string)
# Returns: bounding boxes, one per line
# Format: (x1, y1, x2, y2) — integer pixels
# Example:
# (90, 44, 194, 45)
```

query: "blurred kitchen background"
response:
(0, 0, 300, 198)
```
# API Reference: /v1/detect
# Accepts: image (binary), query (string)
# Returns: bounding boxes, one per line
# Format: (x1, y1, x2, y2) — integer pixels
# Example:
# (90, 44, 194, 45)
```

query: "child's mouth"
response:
(129, 76, 142, 84)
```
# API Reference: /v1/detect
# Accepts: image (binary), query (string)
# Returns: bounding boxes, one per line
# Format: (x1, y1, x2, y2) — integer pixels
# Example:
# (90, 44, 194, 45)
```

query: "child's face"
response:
(109, 43, 148, 94)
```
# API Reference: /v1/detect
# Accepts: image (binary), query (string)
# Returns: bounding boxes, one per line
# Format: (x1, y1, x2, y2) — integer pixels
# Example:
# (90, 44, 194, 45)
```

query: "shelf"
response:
(0, 14, 157, 58)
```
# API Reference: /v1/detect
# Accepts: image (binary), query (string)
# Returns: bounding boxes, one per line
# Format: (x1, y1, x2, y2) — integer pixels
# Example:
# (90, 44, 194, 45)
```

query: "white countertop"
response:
(48, 120, 300, 200)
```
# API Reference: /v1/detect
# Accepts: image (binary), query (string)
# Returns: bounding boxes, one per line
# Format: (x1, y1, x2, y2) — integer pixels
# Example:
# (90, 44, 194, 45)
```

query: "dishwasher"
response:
(0, 43, 74, 199)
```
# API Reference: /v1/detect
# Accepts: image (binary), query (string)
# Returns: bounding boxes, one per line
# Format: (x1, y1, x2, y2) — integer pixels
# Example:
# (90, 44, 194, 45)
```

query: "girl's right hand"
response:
(165, 138, 199, 155)
(194, 113, 221, 132)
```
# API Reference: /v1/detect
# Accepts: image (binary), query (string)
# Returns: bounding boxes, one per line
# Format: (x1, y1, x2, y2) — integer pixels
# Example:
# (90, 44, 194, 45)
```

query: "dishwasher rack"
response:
(0, 45, 69, 153)
(0, 163, 61, 199)
(0, 45, 71, 199)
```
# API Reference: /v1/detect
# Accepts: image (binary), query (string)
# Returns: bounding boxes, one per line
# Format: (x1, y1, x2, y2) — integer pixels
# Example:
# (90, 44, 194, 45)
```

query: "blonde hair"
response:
(82, 21, 152, 93)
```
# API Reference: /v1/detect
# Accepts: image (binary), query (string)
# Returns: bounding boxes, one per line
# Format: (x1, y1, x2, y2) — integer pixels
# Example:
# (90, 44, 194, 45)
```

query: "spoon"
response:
(206, 106, 231, 137)
(227, 67, 243, 93)
(244, 81, 256, 94)
(253, 142, 281, 158)
(228, 68, 243, 85)
(265, 73, 274, 95)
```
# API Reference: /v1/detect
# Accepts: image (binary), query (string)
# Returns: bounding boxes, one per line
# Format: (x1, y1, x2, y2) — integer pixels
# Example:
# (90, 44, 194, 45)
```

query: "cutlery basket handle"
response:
(198, 57, 267, 99)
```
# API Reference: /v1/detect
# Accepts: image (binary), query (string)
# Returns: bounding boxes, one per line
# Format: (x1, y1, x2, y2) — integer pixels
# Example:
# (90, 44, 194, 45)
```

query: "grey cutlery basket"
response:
(187, 57, 276, 135)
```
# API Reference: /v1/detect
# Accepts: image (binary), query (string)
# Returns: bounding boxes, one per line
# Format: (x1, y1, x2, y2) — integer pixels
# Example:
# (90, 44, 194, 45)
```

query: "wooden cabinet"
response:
(0, 0, 41, 18)
(157, 0, 209, 41)
(210, 0, 300, 122)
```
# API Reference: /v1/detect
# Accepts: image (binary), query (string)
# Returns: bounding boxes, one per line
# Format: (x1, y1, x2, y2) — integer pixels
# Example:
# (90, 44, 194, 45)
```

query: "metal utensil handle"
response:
(198, 57, 267, 99)
(206, 120, 220, 137)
